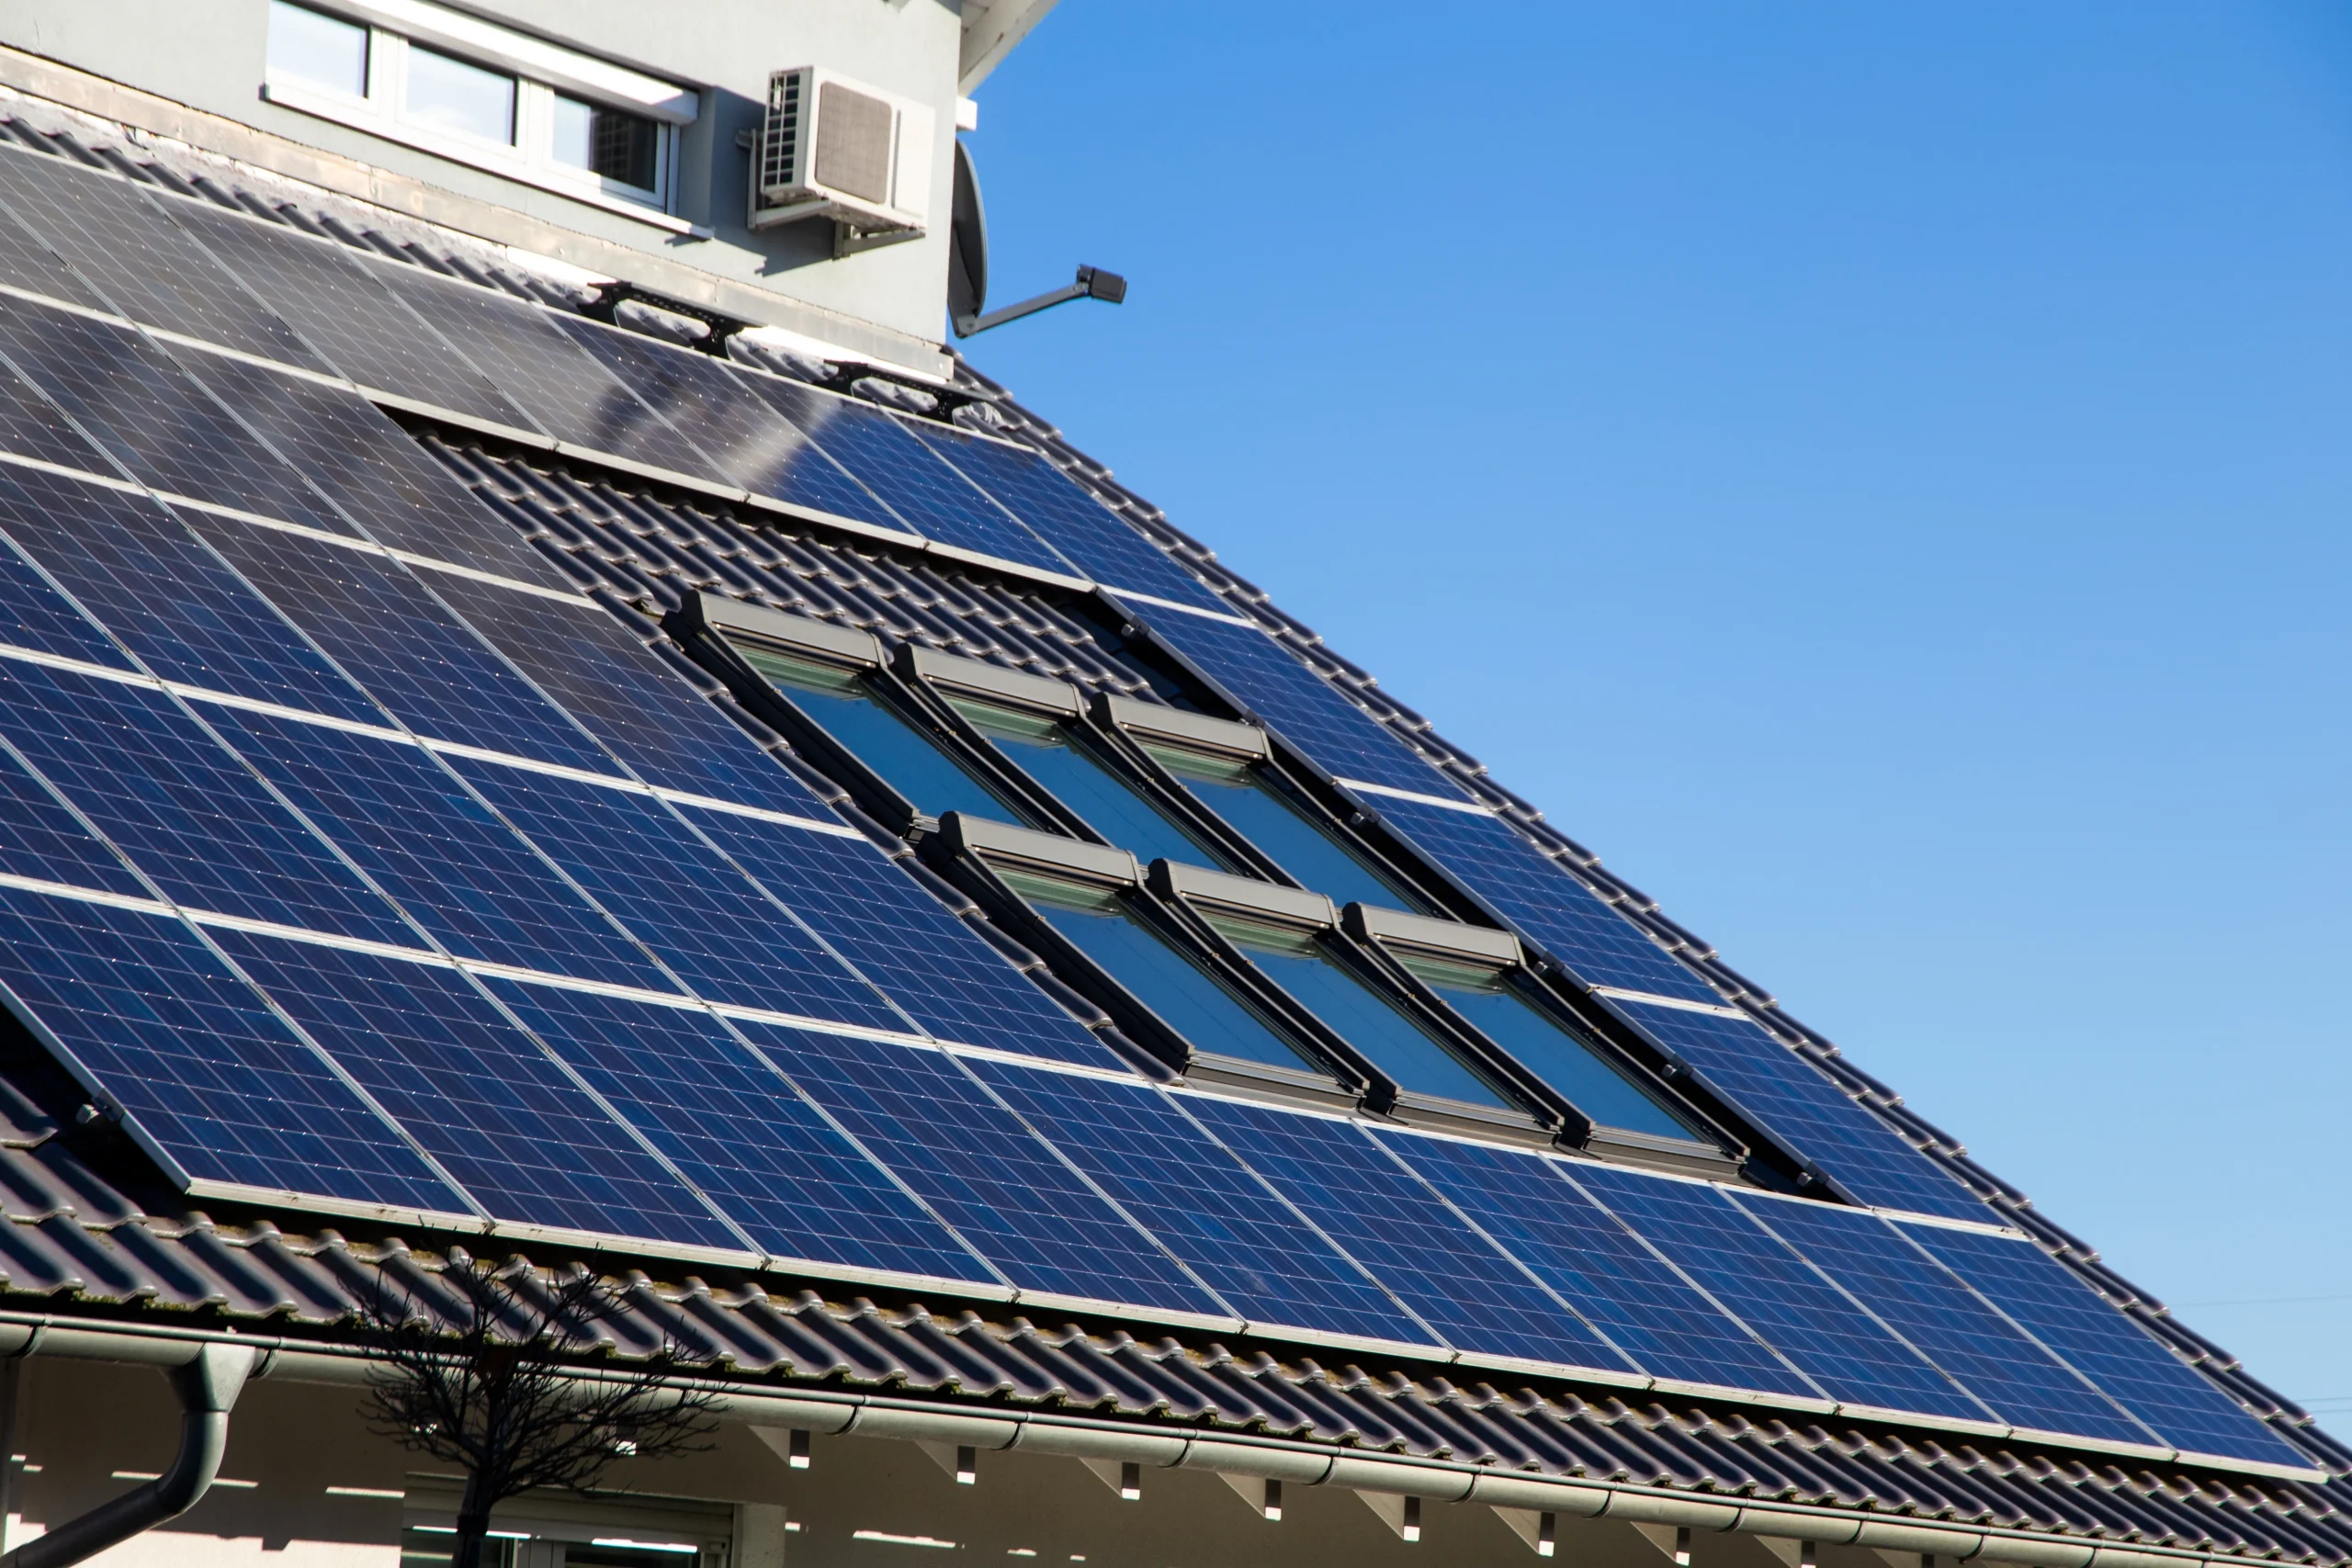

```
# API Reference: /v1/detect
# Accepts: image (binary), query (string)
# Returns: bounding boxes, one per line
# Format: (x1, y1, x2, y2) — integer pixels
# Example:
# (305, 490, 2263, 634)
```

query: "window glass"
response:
(742, 649, 1013, 822)
(1153, 747, 1421, 911)
(553, 95, 661, 191)
(1404, 956, 1698, 1140)
(403, 42, 515, 143)
(1214, 918, 1510, 1109)
(267, 1, 369, 97)
(959, 702, 1225, 870)
(1006, 873, 1319, 1074)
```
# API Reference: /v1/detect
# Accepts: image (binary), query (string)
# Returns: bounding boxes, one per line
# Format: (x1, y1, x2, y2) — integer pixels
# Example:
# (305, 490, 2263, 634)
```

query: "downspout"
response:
(0, 1341, 254, 1568)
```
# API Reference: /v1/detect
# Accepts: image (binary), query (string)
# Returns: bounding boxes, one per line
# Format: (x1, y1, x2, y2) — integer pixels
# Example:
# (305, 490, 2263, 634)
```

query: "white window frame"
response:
(261, 0, 700, 234)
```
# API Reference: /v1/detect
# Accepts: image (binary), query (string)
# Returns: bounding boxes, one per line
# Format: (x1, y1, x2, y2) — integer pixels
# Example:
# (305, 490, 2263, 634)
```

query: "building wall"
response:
(0, 0, 965, 345)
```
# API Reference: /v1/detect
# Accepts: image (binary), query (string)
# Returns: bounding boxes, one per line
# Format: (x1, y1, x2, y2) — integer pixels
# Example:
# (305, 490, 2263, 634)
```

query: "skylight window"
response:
(1208, 915, 1512, 1110)
(742, 649, 1015, 824)
(1149, 745, 1422, 912)
(954, 700, 1226, 871)
(1005, 871, 1320, 1075)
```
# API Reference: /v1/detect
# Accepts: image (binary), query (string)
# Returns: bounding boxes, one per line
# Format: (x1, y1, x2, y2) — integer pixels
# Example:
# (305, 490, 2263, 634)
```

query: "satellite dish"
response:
(947, 140, 988, 324)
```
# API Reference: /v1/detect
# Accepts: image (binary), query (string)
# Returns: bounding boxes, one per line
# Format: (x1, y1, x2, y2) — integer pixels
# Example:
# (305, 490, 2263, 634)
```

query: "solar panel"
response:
(0, 723, 165, 897)
(487, 980, 996, 1282)
(970, 1059, 1437, 1343)
(0, 160, 107, 313)
(179, 351, 577, 589)
(0, 886, 461, 1210)
(447, 759, 906, 1030)
(905, 423, 1228, 611)
(0, 349, 107, 473)
(0, 661, 417, 944)
(154, 195, 529, 428)
(1734, 1193, 2151, 1443)
(739, 1024, 1218, 1313)
(679, 806, 1123, 1068)
(212, 706, 676, 989)
(735, 378, 1072, 572)
(0, 465, 383, 723)
(1357, 795, 1721, 1004)
(1602, 998, 1986, 1224)
(1139, 610, 1476, 800)
(1566, 1160, 1988, 1420)
(0, 149, 327, 371)
(1376, 1130, 1823, 1397)
(1900, 1222, 2312, 1468)
(0, 298, 355, 538)
(372, 265, 720, 480)
(1181, 1094, 1636, 1371)
(213, 927, 741, 1247)
(0, 507, 141, 672)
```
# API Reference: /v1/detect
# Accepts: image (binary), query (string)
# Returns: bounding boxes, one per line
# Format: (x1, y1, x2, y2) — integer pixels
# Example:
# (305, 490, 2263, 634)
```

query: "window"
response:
(743, 649, 1013, 823)
(262, 0, 691, 225)
(266, 0, 368, 97)
(1397, 953, 1699, 1139)
(402, 41, 515, 144)
(1150, 745, 1423, 911)
(1006, 872, 1320, 1074)
(956, 701, 1226, 870)
(1210, 915, 1512, 1110)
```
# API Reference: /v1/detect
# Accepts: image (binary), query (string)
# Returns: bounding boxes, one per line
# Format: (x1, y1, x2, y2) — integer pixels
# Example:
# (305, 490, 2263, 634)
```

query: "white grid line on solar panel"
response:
(0, 867, 1145, 1089)
(0, 637, 854, 833)
(0, 273, 1223, 620)
(0, 430, 584, 606)
(1336, 778, 1498, 814)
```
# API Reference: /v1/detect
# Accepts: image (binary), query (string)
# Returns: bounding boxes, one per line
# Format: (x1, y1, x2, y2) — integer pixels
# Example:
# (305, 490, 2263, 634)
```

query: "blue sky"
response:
(957, 2, 2352, 1421)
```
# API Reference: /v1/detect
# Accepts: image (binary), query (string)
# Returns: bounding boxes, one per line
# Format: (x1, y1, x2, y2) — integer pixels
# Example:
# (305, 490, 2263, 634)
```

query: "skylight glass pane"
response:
(553, 94, 661, 191)
(1219, 920, 1510, 1109)
(1010, 874, 1318, 1073)
(1156, 748, 1419, 910)
(964, 705, 1224, 869)
(403, 43, 515, 144)
(1415, 961, 1697, 1139)
(743, 650, 1014, 822)
(267, 2, 369, 98)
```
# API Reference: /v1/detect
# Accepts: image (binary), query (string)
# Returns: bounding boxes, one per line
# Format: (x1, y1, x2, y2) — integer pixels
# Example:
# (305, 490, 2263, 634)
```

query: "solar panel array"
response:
(0, 141, 2308, 1476)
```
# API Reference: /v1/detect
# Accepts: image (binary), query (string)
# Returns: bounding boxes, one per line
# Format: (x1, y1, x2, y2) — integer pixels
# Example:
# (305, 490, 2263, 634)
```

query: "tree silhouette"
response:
(354, 1252, 721, 1568)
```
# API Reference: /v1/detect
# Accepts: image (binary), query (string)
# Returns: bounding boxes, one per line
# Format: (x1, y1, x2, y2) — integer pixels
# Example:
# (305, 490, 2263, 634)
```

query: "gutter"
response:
(0, 1314, 2311, 1568)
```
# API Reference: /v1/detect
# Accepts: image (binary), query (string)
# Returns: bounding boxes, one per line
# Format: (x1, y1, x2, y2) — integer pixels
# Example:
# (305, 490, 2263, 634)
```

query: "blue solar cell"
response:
(488, 980, 995, 1282)
(1566, 1161, 1987, 1421)
(971, 1060, 1435, 1343)
(742, 380, 1072, 571)
(214, 707, 676, 988)
(740, 1025, 1218, 1312)
(374, 268, 721, 481)
(0, 150, 327, 371)
(155, 197, 530, 429)
(450, 760, 902, 1029)
(177, 514, 624, 775)
(424, 572, 831, 817)
(1182, 1094, 1633, 1370)
(179, 352, 572, 590)
(680, 806, 1121, 1068)
(1140, 611, 1473, 800)
(0, 296, 357, 537)
(0, 465, 385, 722)
(1900, 1222, 2312, 1469)
(1736, 1193, 2149, 1443)
(1375, 1131, 1820, 1396)
(0, 662, 415, 943)
(0, 887, 458, 1210)
(1604, 998, 1988, 1224)
(908, 424, 1230, 612)
(212, 928, 738, 1247)
(1363, 796, 1721, 1005)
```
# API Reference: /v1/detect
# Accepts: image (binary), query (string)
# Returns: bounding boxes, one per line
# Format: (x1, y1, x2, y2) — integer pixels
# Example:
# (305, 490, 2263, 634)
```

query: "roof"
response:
(0, 75, 2334, 1568)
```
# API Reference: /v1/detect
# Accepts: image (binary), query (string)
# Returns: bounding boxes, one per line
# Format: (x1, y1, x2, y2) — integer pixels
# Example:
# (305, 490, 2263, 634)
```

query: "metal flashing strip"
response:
(1337, 778, 1498, 814)
(1590, 986, 1747, 1019)
(1099, 587, 1257, 627)
(0, 638, 860, 834)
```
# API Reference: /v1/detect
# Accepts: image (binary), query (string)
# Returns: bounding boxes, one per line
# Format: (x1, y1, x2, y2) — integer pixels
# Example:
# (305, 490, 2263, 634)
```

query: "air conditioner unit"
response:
(750, 66, 933, 250)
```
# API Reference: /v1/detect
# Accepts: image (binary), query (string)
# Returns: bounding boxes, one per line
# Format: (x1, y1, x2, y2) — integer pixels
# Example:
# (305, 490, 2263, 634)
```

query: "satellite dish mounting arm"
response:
(955, 265, 1126, 337)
